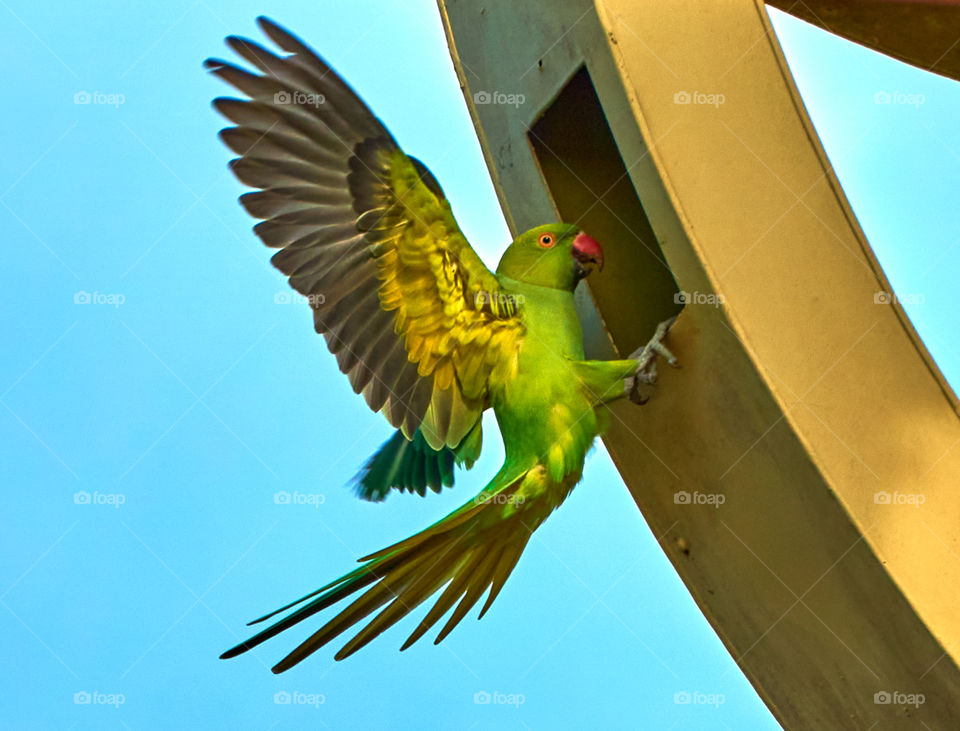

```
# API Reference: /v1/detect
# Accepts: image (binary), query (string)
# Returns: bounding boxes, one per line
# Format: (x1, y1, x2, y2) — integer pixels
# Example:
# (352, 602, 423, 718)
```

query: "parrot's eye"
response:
(538, 233, 555, 248)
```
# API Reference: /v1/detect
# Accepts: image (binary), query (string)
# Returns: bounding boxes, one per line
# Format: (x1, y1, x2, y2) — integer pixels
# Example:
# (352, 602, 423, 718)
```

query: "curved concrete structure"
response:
(437, 1, 960, 728)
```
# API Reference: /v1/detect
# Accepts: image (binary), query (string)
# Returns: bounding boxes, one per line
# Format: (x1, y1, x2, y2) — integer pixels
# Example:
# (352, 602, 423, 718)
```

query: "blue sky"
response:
(1, 2, 957, 729)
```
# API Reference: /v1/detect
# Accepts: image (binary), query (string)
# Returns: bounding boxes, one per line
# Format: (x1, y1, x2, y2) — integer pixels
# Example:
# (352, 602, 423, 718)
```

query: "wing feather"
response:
(208, 17, 524, 451)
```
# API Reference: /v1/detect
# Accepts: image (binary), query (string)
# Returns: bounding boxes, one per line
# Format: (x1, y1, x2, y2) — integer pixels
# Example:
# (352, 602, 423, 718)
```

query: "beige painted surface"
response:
(438, 0, 960, 728)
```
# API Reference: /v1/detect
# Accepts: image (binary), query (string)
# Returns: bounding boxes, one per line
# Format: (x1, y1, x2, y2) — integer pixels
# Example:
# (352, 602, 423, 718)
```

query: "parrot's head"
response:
(496, 223, 604, 291)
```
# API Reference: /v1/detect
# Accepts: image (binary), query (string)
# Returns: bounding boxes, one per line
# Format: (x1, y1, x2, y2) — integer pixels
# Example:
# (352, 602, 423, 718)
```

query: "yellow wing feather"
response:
(365, 148, 523, 449)
(206, 22, 524, 450)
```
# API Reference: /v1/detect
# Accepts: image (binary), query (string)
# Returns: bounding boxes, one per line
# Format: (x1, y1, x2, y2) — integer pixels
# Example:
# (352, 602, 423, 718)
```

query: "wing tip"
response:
(256, 16, 301, 53)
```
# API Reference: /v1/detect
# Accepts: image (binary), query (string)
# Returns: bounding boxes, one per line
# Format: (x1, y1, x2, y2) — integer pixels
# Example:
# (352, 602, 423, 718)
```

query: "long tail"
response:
(221, 465, 548, 672)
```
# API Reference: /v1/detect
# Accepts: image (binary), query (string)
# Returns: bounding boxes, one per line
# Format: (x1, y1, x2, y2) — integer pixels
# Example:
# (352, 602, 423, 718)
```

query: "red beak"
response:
(572, 232, 604, 272)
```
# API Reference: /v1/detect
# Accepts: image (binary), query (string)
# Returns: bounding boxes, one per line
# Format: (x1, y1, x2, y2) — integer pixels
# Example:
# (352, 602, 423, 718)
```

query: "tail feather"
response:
(220, 552, 409, 659)
(332, 549, 468, 660)
(246, 562, 371, 626)
(399, 550, 488, 651)
(433, 545, 503, 645)
(478, 538, 529, 619)
(222, 466, 546, 671)
(273, 541, 455, 671)
(357, 488, 498, 562)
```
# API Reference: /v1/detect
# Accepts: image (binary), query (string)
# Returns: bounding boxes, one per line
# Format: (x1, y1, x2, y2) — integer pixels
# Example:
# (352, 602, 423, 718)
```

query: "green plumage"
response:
(210, 17, 651, 672)
(353, 421, 482, 501)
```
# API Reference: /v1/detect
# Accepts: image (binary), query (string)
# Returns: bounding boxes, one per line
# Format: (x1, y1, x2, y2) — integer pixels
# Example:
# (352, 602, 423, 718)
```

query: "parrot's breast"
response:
(491, 278, 601, 482)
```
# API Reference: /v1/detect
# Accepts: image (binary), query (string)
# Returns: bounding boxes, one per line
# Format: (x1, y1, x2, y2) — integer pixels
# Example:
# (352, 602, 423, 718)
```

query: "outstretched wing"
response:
(205, 17, 523, 450)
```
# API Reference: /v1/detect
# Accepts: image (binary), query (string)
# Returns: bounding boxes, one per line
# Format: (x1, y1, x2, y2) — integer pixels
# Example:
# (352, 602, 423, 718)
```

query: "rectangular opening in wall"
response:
(528, 66, 680, 357)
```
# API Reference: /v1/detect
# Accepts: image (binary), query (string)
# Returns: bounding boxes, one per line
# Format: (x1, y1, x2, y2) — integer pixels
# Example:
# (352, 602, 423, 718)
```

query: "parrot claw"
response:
(625, 317, 679, 404)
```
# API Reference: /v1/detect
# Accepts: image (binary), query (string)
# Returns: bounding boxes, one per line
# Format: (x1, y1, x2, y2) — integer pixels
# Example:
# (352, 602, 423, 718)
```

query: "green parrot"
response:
(206, 17, 677, 673)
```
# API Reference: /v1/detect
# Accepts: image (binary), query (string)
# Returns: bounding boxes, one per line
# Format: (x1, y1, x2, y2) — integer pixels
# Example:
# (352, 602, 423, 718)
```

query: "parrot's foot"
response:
(625, 317, 679, 404)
